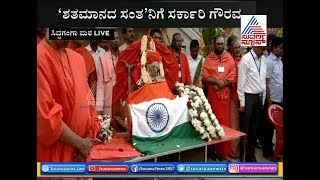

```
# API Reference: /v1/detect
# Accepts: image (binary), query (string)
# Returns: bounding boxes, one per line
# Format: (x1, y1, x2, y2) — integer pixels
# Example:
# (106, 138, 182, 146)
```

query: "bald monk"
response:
(68, 40, 97, 96)
(202, 35, 236, 160)
(37, 37, 100, 162)
(170, 33, 192, 85)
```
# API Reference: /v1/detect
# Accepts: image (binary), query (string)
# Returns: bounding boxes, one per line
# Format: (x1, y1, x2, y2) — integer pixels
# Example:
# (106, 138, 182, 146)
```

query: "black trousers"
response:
(261, 101, 283, 156)
(240, 93, 263, 161)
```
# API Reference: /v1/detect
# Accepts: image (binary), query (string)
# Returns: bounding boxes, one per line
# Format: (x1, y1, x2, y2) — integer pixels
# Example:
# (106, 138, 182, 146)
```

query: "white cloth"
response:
(187, 54, 204, 84)
(119, 43, 130, 52)
(237, 49, 267, 107)
(266, 52, 283, 103)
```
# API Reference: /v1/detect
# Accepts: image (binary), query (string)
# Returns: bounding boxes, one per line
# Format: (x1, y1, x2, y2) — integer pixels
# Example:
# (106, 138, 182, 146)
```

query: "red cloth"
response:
(202, 50, 236, 159)
(112, 36, 178, 123)
(37, 40, 100, 162)
(37, 36, 43, 45)
(90, 137, 142, 161)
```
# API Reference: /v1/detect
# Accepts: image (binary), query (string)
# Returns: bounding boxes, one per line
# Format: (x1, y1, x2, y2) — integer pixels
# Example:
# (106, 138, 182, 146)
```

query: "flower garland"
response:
(175, 82, 225, 141)
(95, 115, 114, 144)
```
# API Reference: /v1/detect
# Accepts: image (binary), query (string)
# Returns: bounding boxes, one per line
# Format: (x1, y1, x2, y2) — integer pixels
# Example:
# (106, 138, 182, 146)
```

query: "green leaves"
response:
(202, 28, 220, 47)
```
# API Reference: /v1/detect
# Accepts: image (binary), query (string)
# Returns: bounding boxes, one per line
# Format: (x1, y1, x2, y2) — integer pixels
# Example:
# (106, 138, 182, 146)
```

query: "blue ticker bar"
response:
(39, 162, 279, 175)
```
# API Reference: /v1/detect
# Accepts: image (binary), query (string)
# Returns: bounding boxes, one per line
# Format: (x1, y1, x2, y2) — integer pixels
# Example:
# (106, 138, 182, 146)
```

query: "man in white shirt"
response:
(86, 40, 106, 74)
(237, 46, 268, 162)
(119, 28, 136, 52)
(262, 36, 283, 160)
(263, 34, 276, 58)
(187, 40, 204, 87)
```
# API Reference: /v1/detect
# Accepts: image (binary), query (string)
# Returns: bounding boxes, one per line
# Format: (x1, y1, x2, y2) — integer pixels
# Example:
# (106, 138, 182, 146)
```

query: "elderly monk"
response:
(37, 36, 100, 162)
(112, 35, 179, 133)
(202, 35, 236, 160)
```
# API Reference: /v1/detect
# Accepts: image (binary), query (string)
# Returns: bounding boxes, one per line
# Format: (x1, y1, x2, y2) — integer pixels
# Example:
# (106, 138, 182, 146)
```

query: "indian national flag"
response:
(127, 81, 204, 155)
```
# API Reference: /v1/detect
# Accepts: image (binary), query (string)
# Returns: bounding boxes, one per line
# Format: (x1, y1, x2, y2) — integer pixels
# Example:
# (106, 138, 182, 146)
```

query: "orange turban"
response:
(147, 51, 162, 64)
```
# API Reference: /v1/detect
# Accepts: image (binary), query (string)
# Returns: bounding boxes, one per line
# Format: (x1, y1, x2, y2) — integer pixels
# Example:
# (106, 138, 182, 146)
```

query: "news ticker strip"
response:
(38, 162, 282, 176)
(49, 28, 115, 40)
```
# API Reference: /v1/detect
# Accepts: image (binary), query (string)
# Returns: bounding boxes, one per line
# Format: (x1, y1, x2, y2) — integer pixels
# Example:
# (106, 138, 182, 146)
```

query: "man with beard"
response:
(238, 45, 268, 162)
(68, 40, 97, 95)
(119, 28, 136, 52)
(96, 31, 120, 116)
(202, 35, 236, 160)
(99, 40, 109, 52)
(170, 33, 192, 85)
(37, 35, 100, 162)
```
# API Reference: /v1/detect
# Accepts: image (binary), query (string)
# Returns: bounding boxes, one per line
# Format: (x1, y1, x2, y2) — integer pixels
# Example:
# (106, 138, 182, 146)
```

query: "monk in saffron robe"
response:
(68, 41, 97, 97)
(170, 33, 192, 85)
(202, 35, 236, 160)
(37, 38, 100, 162)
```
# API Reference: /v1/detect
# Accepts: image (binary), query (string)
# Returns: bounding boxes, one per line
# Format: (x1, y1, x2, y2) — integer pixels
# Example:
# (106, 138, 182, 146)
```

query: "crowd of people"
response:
(37, 27, 283, 162)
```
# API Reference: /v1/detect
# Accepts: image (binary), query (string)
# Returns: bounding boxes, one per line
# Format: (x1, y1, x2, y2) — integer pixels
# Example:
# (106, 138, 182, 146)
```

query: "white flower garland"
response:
(175, 82, 225, 141)
(95, 115, 114, 144)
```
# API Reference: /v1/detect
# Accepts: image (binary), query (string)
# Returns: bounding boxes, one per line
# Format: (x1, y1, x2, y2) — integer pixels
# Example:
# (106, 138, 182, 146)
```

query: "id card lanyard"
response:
(250, 52, 261, 76)
(218, 56, 224, 73)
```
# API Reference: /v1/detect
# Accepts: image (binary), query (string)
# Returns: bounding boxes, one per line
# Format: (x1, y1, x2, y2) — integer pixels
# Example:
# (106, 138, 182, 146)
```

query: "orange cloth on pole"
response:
(202, 50, 236, 159)
(37, 40, 100, 162)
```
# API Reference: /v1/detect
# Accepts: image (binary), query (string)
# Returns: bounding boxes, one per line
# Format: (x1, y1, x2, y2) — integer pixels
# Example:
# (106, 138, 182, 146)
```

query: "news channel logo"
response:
(241, 15, 267, 46)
